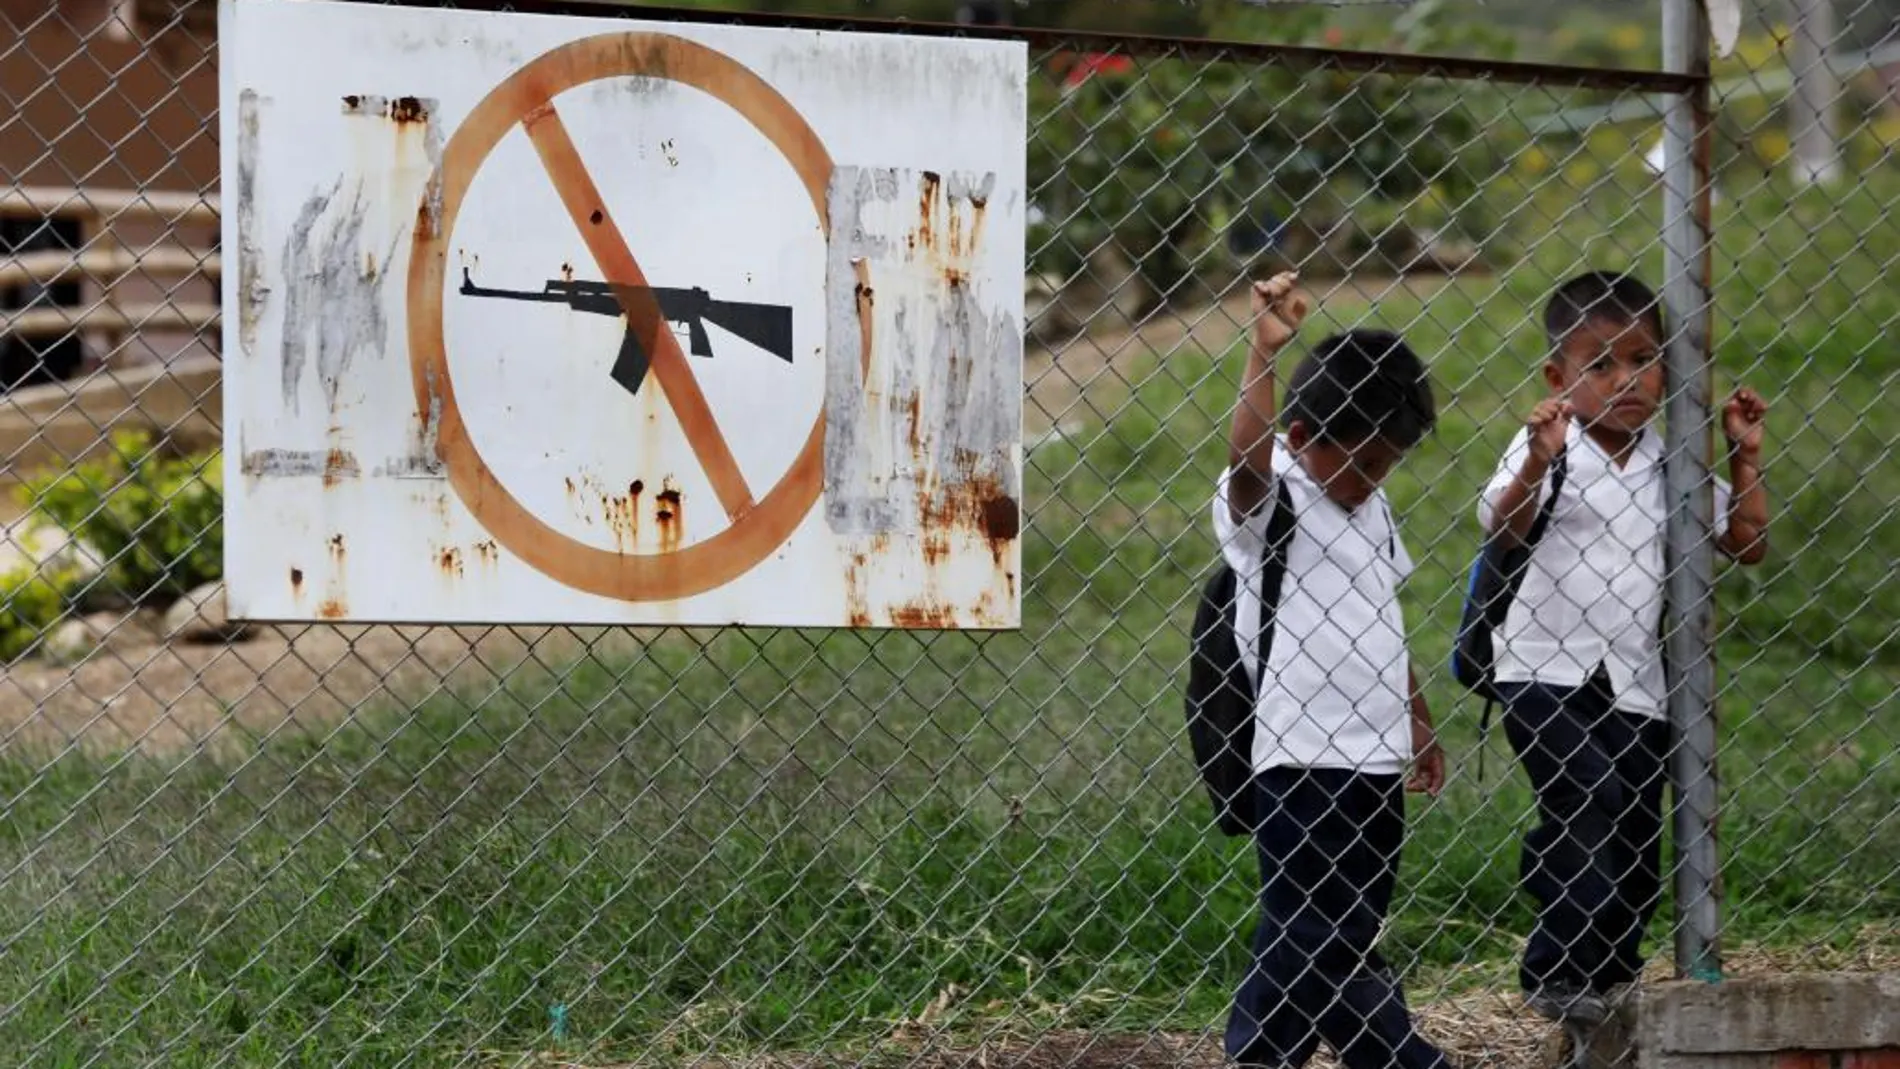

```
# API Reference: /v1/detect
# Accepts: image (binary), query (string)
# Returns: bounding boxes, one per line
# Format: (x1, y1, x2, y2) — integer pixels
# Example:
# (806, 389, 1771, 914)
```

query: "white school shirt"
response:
(1476, 419, 1731, 720)
(1211, 442, 1417, 775)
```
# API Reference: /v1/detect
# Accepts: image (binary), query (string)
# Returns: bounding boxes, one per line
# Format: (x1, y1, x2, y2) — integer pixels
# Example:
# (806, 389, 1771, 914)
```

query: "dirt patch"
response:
(0, 620, 654, 757)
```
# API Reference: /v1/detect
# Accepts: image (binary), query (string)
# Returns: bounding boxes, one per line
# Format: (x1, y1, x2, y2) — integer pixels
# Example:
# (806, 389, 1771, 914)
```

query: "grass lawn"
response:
(0, 166, 1895, 1067)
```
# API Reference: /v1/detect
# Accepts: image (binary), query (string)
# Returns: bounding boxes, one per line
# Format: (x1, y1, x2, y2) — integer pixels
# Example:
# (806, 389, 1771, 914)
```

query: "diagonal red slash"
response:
(521, 100, 756, 523)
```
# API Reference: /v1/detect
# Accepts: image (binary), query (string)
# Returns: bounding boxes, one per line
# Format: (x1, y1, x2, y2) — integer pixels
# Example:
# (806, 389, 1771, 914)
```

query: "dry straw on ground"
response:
(510, 929, 1900, 1069)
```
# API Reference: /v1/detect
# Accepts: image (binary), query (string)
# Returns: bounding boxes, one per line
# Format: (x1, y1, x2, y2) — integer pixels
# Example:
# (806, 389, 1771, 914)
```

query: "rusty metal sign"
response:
(218, 0, 1027, 628)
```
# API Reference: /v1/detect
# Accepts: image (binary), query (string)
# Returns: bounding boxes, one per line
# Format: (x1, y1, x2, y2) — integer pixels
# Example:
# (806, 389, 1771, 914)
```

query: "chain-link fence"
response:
(1, 0, 1895, 1066)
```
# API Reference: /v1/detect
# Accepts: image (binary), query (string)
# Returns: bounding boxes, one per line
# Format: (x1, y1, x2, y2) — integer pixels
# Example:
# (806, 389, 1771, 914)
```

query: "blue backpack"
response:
(1451, 450, 1568, 768)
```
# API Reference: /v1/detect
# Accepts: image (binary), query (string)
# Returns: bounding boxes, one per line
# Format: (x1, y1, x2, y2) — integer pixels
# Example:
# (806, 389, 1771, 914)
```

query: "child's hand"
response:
(1526, 395, 1573, 466)
(1249, 271, 1310, 353)
(1408, 719, 1445, 797)
(1723, 386, 1767, 457)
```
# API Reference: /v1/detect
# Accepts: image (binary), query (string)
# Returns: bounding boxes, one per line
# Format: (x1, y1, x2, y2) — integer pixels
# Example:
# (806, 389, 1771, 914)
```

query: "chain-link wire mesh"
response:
(1688, 0, 1900, 974)
(1, 0, 1896, 1066)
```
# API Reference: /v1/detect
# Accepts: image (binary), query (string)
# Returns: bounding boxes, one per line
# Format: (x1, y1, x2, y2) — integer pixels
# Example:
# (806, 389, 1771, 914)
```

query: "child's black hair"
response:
(1544, 270, 1667, 356)
(1280, 329, 1436, 450)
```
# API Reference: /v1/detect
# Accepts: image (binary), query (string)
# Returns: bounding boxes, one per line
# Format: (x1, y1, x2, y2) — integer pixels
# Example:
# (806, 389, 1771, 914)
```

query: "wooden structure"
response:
(0, 0, 221, 506)
(0, 0, 220, 389)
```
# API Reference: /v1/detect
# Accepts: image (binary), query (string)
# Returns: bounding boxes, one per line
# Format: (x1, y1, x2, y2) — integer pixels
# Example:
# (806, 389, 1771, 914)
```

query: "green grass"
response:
(1, 171, 1897, 1067)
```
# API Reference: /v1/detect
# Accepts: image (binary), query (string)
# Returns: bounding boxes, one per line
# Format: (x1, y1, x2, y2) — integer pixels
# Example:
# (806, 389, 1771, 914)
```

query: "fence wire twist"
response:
(1, 0, 1896, 1067)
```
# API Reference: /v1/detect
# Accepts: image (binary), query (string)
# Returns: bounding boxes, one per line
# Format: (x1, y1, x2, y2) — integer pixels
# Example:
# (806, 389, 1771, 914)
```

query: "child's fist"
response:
(1408, 723, 1444, 797)
(1723, 387, 1767, 456)
(1527, 396, 1573, 464)
(1249, 271, 1309, 352)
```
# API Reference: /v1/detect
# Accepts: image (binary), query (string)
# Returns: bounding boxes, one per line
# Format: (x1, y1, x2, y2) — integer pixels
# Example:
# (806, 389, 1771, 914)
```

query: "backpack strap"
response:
(1526, 448, 1569, 545)
(1477, 447, 1569, 782)
(1251, 478, 1299, 695)
(1379, 495, 1397, 560)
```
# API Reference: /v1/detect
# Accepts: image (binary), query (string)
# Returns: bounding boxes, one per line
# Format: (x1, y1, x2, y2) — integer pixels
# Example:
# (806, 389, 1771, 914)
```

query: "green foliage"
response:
(1027, 1, 1516, 297)
(17, 429, 223, 606)
(0, 561, 79, 663)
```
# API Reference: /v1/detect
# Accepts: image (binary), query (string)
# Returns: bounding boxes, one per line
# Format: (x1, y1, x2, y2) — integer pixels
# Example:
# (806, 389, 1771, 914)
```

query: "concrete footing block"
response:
(1587, 973, 1900, 1069)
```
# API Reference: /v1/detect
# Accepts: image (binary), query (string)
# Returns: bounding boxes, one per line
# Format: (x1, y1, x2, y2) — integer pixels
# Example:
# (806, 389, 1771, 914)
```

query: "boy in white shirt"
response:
(1478, 270, 1770, 1025)
(1216, 273, 1450, 1069)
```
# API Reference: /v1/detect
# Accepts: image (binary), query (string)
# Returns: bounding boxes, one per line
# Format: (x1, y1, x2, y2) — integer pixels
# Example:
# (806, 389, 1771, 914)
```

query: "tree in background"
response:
(1028, 0, 1515, 305)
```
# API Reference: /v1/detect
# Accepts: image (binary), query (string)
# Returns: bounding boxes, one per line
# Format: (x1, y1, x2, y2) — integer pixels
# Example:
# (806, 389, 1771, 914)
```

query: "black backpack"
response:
(1451, 449, 1568, 767)
(1184, 480, 1297, 837)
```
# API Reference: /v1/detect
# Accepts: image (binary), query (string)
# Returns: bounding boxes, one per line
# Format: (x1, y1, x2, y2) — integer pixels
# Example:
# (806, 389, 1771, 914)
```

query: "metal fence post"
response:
(1660, 0, 1724, 984)
(1788, 0, 1842, 187)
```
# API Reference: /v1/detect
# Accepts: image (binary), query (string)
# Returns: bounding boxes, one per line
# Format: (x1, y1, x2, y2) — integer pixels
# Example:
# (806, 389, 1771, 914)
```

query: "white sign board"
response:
(218, 0, 1027, 628)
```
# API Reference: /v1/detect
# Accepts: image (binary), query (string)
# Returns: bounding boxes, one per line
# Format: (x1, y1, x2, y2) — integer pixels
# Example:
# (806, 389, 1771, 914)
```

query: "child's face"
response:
(1545, 313, 1665, 437)
(1288, 423, 1408, 510)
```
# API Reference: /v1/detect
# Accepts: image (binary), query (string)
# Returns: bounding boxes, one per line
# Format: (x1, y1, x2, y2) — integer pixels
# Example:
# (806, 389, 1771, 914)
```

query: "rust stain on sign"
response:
(341, 93, 443, 240)
(437, 545, 464, 578)
(823, 165, 1022, 627)
(316, 533, 349, 620)
(388, 96, 431, 124)
(841, 532, 891, 628)
(889, 602, 958, 629)
(567, 474, 663, 552)
(655, 480, 684, 555)
(921, 529, 949, 568)
(854, 261, 875, 378)
(917, 170, 939, 243)
(323, 447, 359, 488)
(601, 480, 641, 553)
(919, 455, 1020, 566)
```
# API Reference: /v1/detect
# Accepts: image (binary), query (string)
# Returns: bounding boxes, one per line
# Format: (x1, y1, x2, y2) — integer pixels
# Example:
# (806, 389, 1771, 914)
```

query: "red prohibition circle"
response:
(406, 31, 859, 603)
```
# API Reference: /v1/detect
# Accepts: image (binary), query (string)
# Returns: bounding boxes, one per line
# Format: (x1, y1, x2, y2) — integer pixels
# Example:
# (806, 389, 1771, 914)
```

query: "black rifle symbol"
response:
(459, 267, 794, 398)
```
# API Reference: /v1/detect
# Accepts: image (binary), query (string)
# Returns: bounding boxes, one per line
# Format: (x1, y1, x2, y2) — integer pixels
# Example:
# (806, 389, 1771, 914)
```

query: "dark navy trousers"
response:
(1499, 669, 1670, 997)
(1224, 768, 1450, 1069)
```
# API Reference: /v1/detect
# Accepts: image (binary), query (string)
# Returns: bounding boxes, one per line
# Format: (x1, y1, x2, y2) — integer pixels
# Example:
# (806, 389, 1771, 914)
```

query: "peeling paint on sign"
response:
(376, 363, 446, 479)
(221, 0, 1026, 627)
(823, 165, 1024, 626)
(278, 93, 442, 419)
(823, 166, 1020, 538)
(279, 178, 398, 417)
(236, 89, 270, 360)
(241, 447, 361, 486)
